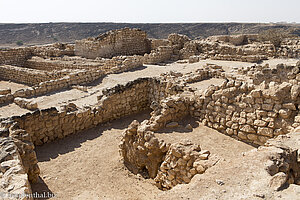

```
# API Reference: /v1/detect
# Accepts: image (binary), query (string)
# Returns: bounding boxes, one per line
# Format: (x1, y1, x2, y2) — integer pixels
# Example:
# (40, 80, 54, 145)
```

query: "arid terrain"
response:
(0, 22, 299, 48)
(0, 27, 299, 200)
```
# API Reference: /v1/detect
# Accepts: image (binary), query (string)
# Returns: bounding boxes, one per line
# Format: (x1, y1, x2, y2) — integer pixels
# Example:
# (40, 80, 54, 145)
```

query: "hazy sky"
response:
(0, 0, 299, 23)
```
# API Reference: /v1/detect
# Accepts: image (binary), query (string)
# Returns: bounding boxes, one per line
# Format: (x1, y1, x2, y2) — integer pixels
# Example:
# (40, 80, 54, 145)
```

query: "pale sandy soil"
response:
(0, 103, 29, 119)
(32, 112, 254, 200)
(0, 81, 29, 93)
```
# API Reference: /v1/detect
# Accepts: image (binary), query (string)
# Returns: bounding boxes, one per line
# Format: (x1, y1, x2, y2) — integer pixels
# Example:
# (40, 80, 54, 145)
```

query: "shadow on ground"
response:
(35, 110, 151, 162)
(31, 177, 55, 200)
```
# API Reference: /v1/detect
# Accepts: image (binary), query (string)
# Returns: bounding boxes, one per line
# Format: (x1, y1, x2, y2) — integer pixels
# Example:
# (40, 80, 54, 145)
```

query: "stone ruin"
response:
(0, 27, 299, 199)
(75, 28, 151, 59)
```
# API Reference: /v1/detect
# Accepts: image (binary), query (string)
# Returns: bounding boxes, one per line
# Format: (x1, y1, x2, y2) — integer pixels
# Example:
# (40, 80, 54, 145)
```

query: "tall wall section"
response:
(75, 28, 151, 59)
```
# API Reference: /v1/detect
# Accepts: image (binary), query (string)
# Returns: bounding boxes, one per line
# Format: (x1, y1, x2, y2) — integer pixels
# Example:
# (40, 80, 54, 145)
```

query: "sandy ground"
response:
(0, 81, 29, 93)
(0, 103, 29, 119)
(32, 112, 254, 200)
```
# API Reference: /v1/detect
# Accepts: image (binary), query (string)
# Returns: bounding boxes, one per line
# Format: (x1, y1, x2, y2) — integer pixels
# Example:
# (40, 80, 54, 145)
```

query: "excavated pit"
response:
(30, 112, 256, 198)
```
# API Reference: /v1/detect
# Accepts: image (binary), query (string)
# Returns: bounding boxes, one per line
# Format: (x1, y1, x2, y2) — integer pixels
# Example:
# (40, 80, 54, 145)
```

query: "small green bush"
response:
(258, 29, 290, 48)
(16, 40, 23, 46)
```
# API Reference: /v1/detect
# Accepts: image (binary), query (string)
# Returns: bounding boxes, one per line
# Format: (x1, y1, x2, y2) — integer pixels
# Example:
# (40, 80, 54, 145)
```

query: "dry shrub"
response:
(258, 29, 291, 47)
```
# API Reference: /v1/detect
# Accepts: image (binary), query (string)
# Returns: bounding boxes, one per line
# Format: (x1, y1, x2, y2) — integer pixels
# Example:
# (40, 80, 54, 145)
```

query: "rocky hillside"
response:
(0, 22, 299, 47)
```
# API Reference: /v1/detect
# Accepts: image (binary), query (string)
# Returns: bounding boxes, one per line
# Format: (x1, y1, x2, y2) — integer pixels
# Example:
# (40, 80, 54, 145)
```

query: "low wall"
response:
(0, 43, 75, 67)
(120, 120, 212, 190)
(144, 46, 174, 64)
(24, 56, 105, 71)
(212, 54, 267, 63)
(11, 78, 150, 145)
(31, 43, 74, 57)
(236, 62, 300, 85)
(25, 55, 143, 72)
(0, 65, 68, 86)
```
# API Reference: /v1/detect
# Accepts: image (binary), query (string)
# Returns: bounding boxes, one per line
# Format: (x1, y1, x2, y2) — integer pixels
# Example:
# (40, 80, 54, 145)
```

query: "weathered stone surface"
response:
(269, 172, 287, 191)
(75, 28, 151, 59)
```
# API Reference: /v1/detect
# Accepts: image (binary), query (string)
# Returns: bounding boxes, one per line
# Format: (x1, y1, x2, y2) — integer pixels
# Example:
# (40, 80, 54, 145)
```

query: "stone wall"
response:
(24, 56, 104, 71)
(0, 55, 143, 106)
(150, 39, 169, 50)
(0, 137, 33, 199)
(264, 130, 300, 187)
(0, 43, 75, 67)
(24, 55, 143, 72)
(31, 43, 74, 58)
(2, 75, 187, 146)
(75, 28, 151, 59)
(235, 62, 300, 85)
(10, 78, 150, 145)
(0, 65, 68, 86)
(120, 120, 213, 190)
(144, 46, 174, 64)
(212, 54, 267, 63)
(191, 79, 300, 146)
(207, 34, 259, 46)
(0, 48, 32, 66)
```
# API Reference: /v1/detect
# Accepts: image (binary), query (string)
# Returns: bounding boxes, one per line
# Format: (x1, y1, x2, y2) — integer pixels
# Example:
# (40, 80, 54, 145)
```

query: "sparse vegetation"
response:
(16, 40, 23, 46)
(258, 29, 291, 47)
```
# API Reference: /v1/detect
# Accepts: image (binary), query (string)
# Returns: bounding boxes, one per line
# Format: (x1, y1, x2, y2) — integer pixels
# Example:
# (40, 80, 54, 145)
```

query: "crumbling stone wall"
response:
(207, 34, 259, 46)
(192, 79, 300, 146)
(144, 46, 174, 64)
(24, 56, 104, 71)
(25, 55, 143, 72)
(212, 54, 267, 63)
(147, 93, 193, 131)
(0, 65, 68, 86)
(0, 43, 75, 67)
(11, 78, 150, 145)
(150, 39, 169, 50)
(236, 62, 300, 85)
(4, 75, 190, 146)
(31, 43, 74, 58)
(0, 55, 143, 106)
(0, 137, 33, 199)
(8, 122, 40, 183)
(264, 131, 300, 187)
(75, 28, 151, 59)
(0, 48, 32, 66)
(119, 120, 212, 190)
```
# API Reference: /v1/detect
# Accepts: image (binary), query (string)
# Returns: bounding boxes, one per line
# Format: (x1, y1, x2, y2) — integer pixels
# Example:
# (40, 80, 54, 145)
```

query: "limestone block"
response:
(257, 127, 274, 137)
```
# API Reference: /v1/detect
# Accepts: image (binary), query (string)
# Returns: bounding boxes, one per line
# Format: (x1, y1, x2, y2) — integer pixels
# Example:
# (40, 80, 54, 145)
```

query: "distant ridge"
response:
(0, 22, 299, 47)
